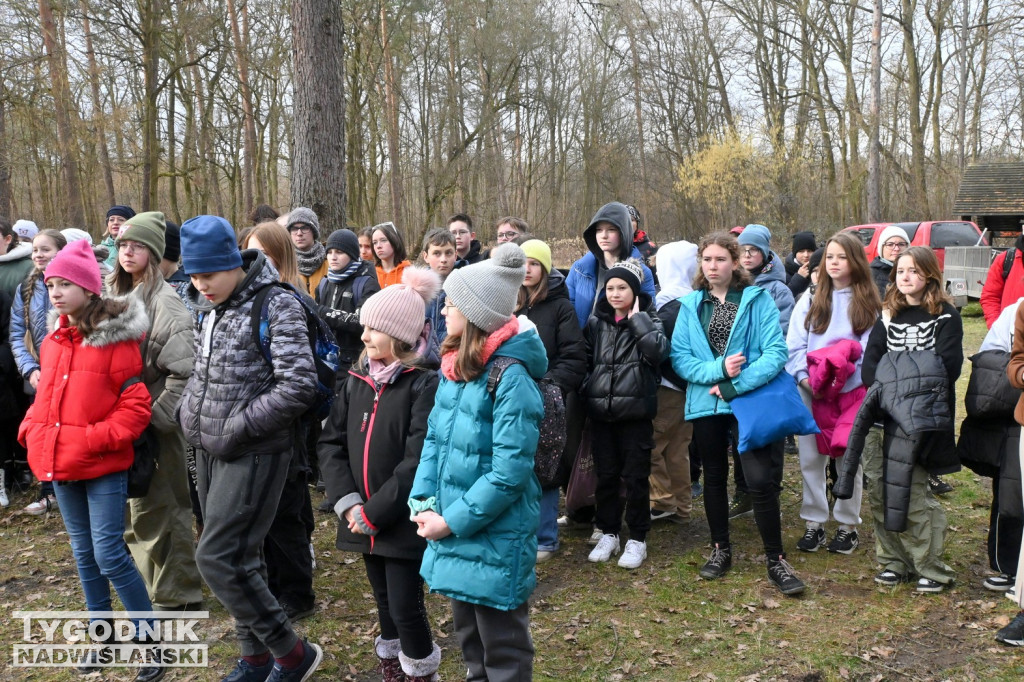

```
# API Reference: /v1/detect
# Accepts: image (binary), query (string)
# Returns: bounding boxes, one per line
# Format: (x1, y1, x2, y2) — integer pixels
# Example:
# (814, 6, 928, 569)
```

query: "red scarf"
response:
(441, 317, 519, 381)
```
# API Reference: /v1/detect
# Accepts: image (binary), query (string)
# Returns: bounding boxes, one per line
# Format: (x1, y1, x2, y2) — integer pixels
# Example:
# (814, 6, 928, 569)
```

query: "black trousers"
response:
(590, 418, 653, 542)
(264, 472, 315, 609)
(692, 414, 785, 557)
(363, 554, 433, 659)
(989, 477, 1023, 577)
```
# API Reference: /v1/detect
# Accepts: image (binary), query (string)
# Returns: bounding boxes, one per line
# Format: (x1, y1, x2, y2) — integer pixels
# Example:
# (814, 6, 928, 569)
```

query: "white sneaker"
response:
(617, 540, 647, 569)
(587, 534, 620, 563)
(587, 527, 603, 545)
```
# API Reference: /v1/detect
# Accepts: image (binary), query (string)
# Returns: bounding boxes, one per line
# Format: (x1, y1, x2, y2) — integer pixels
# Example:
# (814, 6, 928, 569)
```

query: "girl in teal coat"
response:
(410, 243, 546, 681)
(671, 232, 806, 596)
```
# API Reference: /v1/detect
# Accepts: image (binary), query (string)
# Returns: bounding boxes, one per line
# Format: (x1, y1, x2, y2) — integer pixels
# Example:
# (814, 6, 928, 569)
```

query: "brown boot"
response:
(375, 637, 406, 682)
(399, 642, 441, 682)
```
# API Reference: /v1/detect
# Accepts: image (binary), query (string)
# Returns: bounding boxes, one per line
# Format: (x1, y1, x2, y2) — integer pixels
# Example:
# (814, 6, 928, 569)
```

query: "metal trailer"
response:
(943, 230, 1011, 308)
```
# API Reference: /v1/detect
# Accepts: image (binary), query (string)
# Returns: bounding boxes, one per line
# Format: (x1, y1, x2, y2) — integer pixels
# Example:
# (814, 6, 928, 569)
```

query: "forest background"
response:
(2, 0, 1023, 248)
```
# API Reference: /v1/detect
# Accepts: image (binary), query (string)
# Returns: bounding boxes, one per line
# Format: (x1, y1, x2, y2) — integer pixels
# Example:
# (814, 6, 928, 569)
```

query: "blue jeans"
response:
(54, 471, 153, 620)
(537, 488, 560, 552)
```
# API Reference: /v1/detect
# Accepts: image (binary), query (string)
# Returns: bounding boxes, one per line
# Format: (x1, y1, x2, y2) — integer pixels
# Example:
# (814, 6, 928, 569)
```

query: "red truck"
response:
(843, 220, 987, 268)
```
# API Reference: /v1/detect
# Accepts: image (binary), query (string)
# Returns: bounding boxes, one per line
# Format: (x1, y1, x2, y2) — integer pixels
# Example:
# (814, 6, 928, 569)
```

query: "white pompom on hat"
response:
(360, 266, 441, 345)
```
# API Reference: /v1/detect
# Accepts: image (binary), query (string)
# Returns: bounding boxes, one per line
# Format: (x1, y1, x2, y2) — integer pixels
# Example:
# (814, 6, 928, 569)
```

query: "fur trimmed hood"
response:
(46, 294, 149, 347)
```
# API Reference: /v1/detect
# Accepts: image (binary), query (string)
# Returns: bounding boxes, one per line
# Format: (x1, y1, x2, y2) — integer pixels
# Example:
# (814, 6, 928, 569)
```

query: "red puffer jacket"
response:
(19, 297, 152, 482)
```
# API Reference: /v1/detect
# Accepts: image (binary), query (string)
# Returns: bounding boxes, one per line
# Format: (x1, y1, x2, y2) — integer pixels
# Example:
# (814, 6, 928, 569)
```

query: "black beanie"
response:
(107, 205, 136, 221)
(792, 231, 816, 254)
(163, 221, 181, 262)
(808, 247, 825, 274)
(326, 228, 361, 262)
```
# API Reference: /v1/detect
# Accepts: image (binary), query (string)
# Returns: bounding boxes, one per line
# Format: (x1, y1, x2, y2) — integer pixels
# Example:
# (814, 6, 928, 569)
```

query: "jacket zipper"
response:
(355, 374, 388, 553)
(904, 387, 941, 398)
(195, 310, 221, 450)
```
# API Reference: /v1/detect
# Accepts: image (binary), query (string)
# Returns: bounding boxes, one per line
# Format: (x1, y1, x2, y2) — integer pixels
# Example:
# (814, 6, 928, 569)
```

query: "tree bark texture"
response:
(291, 0, 346, 233)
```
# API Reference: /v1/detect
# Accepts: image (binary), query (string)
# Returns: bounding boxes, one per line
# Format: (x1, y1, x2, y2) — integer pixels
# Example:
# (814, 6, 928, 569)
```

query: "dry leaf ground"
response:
(0, 315, 1022, 680)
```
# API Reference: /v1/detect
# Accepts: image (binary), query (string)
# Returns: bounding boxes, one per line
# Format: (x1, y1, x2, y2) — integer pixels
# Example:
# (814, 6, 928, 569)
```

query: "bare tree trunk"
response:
(227, 0, 256, 212)
(867, 0, 882, 221)
(292, 0, 346, 233)
(141, 0, 162, 211)
(380, 4, 405, 226)
(624, 7, 648, 200)
(900, 0, 929, 216)
(79, 0, 115, 208)
(0, 80, 10, 216)
(38, 0, 86, 226)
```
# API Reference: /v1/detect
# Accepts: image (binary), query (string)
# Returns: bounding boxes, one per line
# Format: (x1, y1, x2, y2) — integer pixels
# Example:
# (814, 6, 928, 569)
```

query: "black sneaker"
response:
(796, 526, 826, 552)
(699, 543, 732, 580)
(280, 599, 317, 622)
(826, 528, 859, 555)
(928, 475, 953, 495)
(650, 508, 677, 523)
(995, 611, 1024, 647)
(915, 577, 945, 593)
(767, 555, 806, 595)
(784, 434, 798, 454)
(983, 574, 1016, 592)
(874, 569, 911, 586)
(727, 491, 752, 518)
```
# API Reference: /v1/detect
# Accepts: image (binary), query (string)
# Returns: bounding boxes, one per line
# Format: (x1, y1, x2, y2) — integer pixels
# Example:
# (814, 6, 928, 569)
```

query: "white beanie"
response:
(877, 225, 910, 253)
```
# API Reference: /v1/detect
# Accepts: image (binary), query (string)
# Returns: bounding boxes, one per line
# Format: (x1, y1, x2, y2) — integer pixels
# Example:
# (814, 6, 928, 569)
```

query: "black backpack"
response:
(486, 357, 567, 487)
(250, 282, 340, 420)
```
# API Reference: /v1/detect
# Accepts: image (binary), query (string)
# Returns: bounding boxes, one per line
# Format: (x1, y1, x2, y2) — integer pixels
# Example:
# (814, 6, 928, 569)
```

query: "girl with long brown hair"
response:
(409, 243, 546, 679)
(854, 246, 962, 593)
(786, 231, 881, 556)
(10, 228, 66, 514)
(671, 231, 806, 595)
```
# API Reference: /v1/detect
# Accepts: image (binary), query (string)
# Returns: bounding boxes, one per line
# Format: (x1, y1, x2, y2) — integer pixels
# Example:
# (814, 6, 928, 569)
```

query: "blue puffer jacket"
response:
(566, 202, 657, 327)
(409, 320, 547, 611)
(9, 276, 51, 381)
(670, 286, 788, 420)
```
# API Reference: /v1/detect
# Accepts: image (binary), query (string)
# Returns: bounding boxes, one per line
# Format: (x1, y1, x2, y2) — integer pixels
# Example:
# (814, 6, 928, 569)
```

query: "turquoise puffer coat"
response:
(410, 322, 547, 611)
(670, 286, 787, 421)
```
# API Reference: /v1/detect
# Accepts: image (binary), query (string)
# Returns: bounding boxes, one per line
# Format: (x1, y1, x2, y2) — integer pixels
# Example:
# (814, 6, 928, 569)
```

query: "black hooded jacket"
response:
(582, 292, 667, 422)
(515, 269, 587, 395)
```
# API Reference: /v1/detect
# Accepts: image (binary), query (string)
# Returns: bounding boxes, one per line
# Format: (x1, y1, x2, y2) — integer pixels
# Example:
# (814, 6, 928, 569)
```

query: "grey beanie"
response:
(287, 207, 321, 240)
(443, 242, 526, 333)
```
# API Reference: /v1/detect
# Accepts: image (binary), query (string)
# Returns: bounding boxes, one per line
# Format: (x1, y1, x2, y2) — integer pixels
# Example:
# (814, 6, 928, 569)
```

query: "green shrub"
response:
(961, 301, 983, 317)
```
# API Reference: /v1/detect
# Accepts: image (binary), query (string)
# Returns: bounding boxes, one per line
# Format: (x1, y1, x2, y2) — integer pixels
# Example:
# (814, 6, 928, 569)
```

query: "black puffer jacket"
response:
(957, 350, 1023, 519)
(315, 260, 381, 375)
(319, 364, 438, 560)
(835, 350, 959, 531)
(516, 269, 586, 395)
(582, 292, 667, 421)
(178, 251, 317, 461)
(870, 257, 893, 299)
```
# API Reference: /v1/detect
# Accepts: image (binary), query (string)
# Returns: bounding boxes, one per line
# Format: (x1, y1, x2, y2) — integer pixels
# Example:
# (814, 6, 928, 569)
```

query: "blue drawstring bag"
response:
(729, 371, 819, 453)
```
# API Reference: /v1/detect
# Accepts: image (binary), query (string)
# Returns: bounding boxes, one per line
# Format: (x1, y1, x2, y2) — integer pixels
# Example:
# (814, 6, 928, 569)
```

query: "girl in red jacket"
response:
(18, 239, 160, 681)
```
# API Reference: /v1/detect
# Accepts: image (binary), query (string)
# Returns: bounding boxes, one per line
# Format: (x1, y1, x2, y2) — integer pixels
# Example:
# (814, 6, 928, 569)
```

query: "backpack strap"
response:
(250, 282, 284, 368)
(485, 356, 523, 398)
(1003, 248, 1017, 281)
(120, 376, 143, 393)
